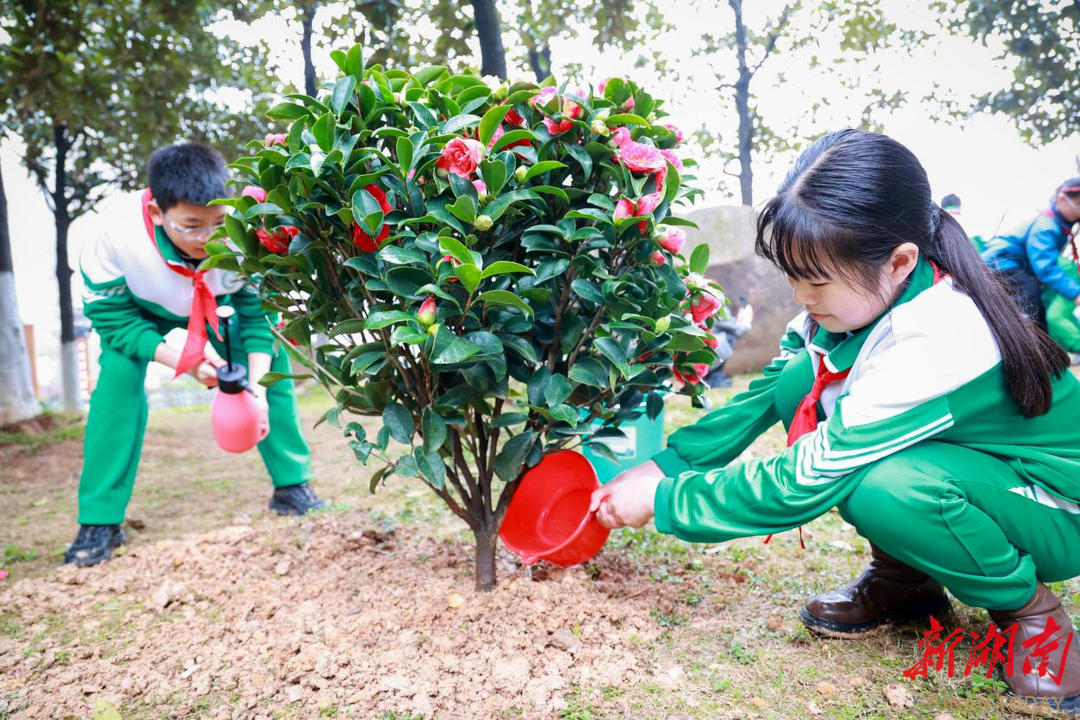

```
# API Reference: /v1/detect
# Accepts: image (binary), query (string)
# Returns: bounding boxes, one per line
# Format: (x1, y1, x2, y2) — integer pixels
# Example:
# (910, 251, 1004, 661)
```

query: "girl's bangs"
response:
(757, 196, 857, 282)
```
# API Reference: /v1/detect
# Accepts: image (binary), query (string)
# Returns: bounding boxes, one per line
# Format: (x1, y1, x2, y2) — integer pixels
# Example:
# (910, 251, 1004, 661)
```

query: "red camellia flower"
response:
(504, 107, 526, 126)
(352, 184, 393, 252)
(264, 133, 287, 147)
(650, 250, 667, 266)
(674, 363, 709, 386)
(636, 191, 663, 232)
(690, 292, 722, 324)
(241, 185, 267, 203)
(616, 140, 666, 175)
(436, 137, 484, 178)
(256, 225, 299, 254)
(702, 334, 720, 349)
(486, 124, 532, 151)
(613, 197, 636, 222)
(657, 227, 686, 254)
(543, 117, 575, 136)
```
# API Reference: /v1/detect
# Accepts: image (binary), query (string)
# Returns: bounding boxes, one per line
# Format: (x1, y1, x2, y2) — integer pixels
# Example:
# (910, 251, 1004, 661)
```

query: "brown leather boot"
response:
(800, 543, 952, 637)
(988, 582, 1080, 711)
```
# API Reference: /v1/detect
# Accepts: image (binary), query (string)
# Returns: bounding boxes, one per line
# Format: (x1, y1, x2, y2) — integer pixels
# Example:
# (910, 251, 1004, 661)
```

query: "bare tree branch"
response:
(747, 4, 796, 78)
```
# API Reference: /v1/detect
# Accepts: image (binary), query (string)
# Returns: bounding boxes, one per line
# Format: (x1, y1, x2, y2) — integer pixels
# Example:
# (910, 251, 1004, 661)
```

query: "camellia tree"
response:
(208, 45, 726, 590)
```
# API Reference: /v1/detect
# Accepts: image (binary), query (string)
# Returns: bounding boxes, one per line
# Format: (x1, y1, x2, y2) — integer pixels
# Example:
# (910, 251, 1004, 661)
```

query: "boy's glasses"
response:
(164, 214, 223, 240)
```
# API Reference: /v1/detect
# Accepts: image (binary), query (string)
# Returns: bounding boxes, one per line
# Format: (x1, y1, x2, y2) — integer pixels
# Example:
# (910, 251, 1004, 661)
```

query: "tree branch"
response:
(747, 4, 796, 78)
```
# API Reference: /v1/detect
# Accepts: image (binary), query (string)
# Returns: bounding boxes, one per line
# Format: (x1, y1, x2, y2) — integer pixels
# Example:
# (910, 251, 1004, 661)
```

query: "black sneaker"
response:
(63, 524, 127, 566)
(269, 482, 327, 516)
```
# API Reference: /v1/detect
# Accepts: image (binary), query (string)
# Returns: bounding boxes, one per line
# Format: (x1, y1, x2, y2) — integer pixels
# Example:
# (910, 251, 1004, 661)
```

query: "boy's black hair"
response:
(941, 193, 961, 209)
(147, 142, 230, 211)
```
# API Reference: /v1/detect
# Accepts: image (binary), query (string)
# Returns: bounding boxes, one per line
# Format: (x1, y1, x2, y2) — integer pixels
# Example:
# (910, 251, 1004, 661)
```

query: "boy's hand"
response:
(589, 460, 665, 529)
(188, 360, 223, 388)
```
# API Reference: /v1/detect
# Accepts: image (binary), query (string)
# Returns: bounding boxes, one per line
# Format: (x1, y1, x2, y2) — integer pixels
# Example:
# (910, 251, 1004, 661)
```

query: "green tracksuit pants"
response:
(77, 337, 312, 525)
(834, 441, 1080, 612)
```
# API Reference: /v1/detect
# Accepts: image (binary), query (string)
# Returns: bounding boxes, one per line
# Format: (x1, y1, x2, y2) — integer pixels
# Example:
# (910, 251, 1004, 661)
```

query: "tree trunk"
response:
(300, 3, 317, 97)
(470, 0, 507, 80)
(730, 0, 754, 206)
(528, 44, 551, 82)
(473, 524, 499, 592)
(0, 158, 42, 425)
(53, 125, 80, 413)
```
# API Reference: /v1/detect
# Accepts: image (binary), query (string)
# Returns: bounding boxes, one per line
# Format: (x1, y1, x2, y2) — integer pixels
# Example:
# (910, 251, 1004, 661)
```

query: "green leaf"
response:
(480, 261, 534, 280)
(431, 330, 482, 365)
(568, 357, 607, 388)
(492, 129, 536, 152)
(312, 112, 335, 152)
(454, 264, 481, 294)
(478, 104, 511, 147)
(492, 412, 529, 427)
(606, 113, 650, 126)
(395, 455, 420, 478)
(594, 337, 627, 365)
(345, 43, 364, 78)
(477, 290, 533, 317)
(483, 189, 538, 221)
(442, 113, 482, 135)
(585, 441, 621, 465)
(498, 334, 539, 364)
(522, 161, 566, 182)
(331, 76, 357, 115)
(689, 243, 710, 273)
(570, 279, 604, 305)
(448, 195, 477, 224)
(422, 408, 447, 454)
(530, 185, 569, 203)
(480, 159, 507, 196)
(396, 136, 414, 173)
(565, 144, 592, 177)
(663, 217, 700, 229)
(550, 404, 578, 426)
(415, 449, 446, 490)
(544, 374, 572, 406)
(364, 310, 414, 330)
(368, 465, 391, 493)
(379, 245, 427, 265)
(438, 236, 475, 268)
(328, 318, 368, 337)
(495, 431, 537, 482)
(258, 371, 314, 387)
(414, 66, 448, 86)
(244, 202, 284, 217)
(266, 102, 309, 120)
(383, 403, 415, 445)
(408, 101, 438, 128)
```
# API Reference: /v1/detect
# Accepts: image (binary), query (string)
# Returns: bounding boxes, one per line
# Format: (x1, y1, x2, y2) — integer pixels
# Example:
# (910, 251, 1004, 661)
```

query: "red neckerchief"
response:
(764, 261, 947, 550)
(141, 189, 221, 377)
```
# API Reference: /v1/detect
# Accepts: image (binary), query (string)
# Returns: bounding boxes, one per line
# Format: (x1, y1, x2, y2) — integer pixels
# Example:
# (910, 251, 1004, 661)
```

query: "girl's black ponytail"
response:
(756, 129, 1068, 419)
(927, 205, 1068, 417)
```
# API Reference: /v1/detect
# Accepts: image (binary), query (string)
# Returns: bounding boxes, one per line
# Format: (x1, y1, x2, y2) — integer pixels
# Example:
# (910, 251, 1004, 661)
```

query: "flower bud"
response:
(514, 165, 529, 183)
(417, 297, 437, 326)
(654, 316, 671, 334)
(473, 214, 494, 231)
(591, 118, 610, 136)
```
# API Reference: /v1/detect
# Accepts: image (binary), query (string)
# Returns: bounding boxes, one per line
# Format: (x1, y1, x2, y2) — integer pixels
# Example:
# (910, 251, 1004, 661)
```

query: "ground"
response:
(1, 379, 1077, 719)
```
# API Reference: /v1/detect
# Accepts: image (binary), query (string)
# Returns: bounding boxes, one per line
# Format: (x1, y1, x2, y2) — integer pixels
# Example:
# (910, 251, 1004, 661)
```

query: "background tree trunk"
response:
(528, 45, 552, 82)
(300, 3, 318, 97)
(0, 158, 43, 425)
(470, 0, 507, 80)
(730, 0, 754, 206)
(53, 125, 80, 413)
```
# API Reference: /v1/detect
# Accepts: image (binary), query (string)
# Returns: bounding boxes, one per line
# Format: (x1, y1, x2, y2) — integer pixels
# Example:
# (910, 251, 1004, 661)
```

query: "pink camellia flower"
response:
(255, 225, 299, 255)
(598, 77, 633, 109)
(529, 86, 558, 110)
(674, 363, 709, 386)
(486, 123, 532, 151)
(611, 126, 632, 148)
(264, 133, 287, 147)
(472, 179, 487, 194)
(241, 185, 267, 203)
(661, 149, 684, 173)
(657, 226, 686, 254)
(436, 137, 484, 177)
(417, 297, 437, 326)
(636, 191, 663, 232)
(613, 197, 636, 222)
(650, 250, 667, 266)
(616, 140, 666, 175)
(662, 124, 684, 143)
(690, 292, 722, 324)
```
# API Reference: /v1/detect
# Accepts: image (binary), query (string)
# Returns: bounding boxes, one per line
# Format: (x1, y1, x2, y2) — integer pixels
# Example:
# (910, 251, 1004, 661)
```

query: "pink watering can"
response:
(210, 306, 269, 453)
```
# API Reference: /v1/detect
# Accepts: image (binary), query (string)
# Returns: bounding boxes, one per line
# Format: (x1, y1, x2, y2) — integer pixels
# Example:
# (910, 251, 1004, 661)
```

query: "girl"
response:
(591, 130, 1080, 709)
(981, 176, 1080, 324)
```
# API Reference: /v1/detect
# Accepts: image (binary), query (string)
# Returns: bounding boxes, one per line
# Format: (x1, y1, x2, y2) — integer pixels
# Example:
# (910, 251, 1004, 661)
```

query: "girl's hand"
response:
(188, 360, 221, 388)
(589, 460, 665, 529)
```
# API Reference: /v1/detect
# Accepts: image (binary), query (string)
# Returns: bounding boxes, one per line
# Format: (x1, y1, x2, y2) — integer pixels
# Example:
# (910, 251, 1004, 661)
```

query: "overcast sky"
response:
(5, 0, 1077, 378)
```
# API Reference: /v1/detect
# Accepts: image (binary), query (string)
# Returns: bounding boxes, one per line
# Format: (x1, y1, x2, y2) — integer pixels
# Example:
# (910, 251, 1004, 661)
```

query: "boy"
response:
(66, 143, 324, 566)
